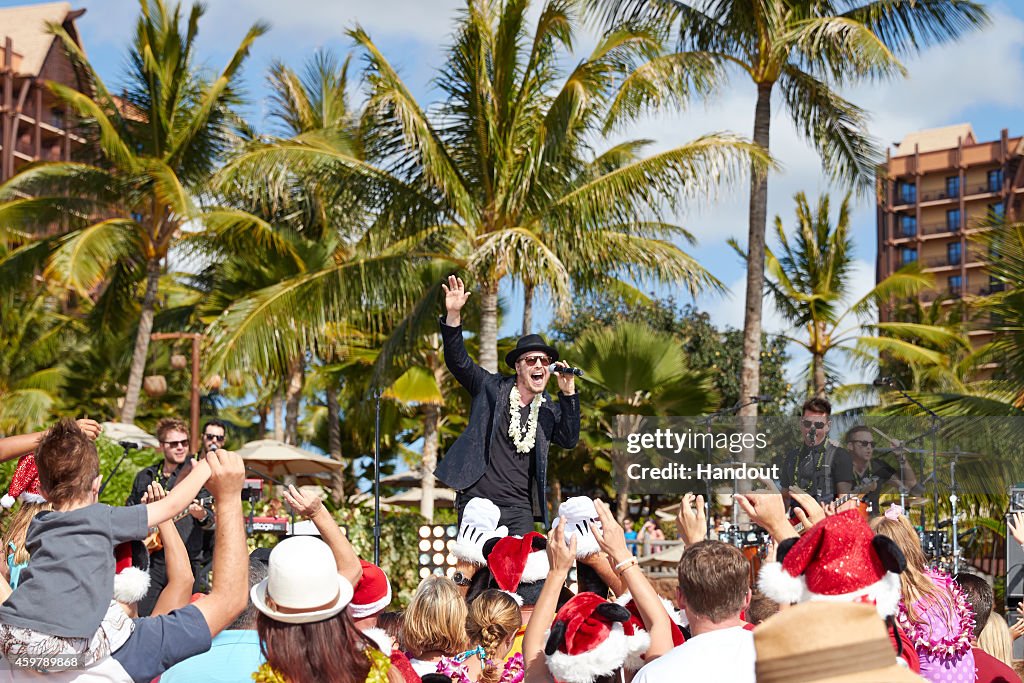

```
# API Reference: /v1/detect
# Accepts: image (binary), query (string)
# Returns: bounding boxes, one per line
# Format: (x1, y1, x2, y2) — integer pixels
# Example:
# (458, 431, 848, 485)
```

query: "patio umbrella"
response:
(100, 422, 159, 448)
(237, 439, 343, 477)
(380, 487, 456, 508)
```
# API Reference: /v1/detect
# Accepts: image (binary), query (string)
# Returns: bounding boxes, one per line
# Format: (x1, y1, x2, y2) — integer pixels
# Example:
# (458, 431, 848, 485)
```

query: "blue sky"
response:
(7, 0, 1024, 388)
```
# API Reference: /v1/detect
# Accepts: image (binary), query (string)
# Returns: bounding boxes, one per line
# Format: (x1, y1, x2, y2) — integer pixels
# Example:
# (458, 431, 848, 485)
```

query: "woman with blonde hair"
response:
(401, 575, 469, 676)
(977, 612, 1015, 669)
(871, 506, 975, 682)
(436, 590, 524, 683)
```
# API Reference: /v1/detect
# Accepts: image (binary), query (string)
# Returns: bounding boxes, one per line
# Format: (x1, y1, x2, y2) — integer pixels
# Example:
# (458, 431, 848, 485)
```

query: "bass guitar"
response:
(143, 496, 214, 553)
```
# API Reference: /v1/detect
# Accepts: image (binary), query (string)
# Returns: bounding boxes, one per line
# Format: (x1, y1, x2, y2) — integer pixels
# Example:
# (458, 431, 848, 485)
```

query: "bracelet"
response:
(614, 557, 638, 574)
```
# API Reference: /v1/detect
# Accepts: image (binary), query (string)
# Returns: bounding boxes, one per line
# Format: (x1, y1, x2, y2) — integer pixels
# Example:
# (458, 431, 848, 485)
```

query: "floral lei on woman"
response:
(252, 647, 391, 683)
(896, 567, 975, 660)
(508, 385, 545, 454)
(436, 651, 525, 683)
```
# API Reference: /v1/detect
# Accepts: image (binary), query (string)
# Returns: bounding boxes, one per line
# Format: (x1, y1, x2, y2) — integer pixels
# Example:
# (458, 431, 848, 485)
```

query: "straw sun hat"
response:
(754, 601, 924, 682)
(251, 536, 353, 625)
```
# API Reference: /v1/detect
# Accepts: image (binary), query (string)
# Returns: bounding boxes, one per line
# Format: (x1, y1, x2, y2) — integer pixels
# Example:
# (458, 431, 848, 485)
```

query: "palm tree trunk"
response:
(478, 280, 500, 373)
(284, 356, 304, 445)
(327, 384, 345, 505)
(421, 403, 439, 522)
(522, 281, 534, 335)
(120, 258, 161, 424)
(737, 81, 774, 420)
(813, 352, 827, 398)
(257, 405, 267, 439)
(272, 391, 284, 441)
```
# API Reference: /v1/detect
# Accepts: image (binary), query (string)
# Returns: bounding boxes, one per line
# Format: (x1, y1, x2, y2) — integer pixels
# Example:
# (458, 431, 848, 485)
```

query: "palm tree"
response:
(590, 0, 988, 416)
(573, 321, 718, 520)
(751, 191, 931, 397)
(0, 0, 266, 423)
(220, 0, 770, 374)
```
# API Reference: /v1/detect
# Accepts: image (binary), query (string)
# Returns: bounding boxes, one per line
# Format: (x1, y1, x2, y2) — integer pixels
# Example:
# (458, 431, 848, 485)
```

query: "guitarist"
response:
(777, 398, 853, 506)
(844, 425, 917, 515)
(126, 417, 215, 616)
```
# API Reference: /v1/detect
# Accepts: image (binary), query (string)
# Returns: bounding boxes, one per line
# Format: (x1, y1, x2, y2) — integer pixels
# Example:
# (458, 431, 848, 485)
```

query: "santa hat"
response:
(452, 498, 508, 565)
(758, 510, 906, 618)
(556, 497, 601, 557)
(113, 540, 151, 604)
(483, 531, 549, 605)
(613, 591, 687, 671)
(544, 592, 631, 683)
(349, 559, 393, 618)
(1, 454, 46, 508)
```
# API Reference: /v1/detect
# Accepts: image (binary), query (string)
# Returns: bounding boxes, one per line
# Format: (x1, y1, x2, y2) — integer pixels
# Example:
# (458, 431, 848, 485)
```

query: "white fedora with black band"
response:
(251, 536, 354, 625)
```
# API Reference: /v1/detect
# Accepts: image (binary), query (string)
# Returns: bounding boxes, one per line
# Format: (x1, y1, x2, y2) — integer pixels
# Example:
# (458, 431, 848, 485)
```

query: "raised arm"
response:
(193, 451, 248, 637)
(144, 483, 195, 616)
(592, 500, 673, 662)
(551, 390, 580, 450)
(284, 485, 362, 587)
(440, 274, 490, 395)
(0, 419, 100, 463)
(146, 459, 211, 528)
(523, 518, 575, 683)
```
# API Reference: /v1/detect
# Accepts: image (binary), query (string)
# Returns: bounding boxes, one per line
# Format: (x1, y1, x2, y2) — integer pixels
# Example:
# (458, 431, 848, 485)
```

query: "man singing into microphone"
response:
(778, 398, 853, 504)
(436, 275, 580, 534)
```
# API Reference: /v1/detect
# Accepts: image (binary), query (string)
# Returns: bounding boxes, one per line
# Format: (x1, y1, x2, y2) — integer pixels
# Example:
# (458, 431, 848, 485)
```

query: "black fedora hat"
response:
(505, 334, 559, 369)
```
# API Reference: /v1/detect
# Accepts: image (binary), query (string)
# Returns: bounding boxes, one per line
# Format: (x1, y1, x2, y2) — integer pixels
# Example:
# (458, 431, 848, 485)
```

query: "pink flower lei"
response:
(896, 568, 975, 660)
(435, 652, 524, 683)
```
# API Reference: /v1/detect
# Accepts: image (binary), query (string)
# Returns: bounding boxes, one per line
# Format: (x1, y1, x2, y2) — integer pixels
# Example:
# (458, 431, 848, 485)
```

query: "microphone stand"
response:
(373, 388, 383, 566)
(701, 397, 764, 540)
(99, 442, 137, 497)
(877, 377, 951, 566)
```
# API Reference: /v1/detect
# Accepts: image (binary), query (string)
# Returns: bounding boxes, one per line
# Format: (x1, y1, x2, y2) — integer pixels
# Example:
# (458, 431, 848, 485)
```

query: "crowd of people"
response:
(0, 275, 1022, 681)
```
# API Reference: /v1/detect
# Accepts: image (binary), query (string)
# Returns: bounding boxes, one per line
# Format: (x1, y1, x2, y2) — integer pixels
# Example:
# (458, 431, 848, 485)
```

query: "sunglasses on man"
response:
(801, 420, 827, 430)
(162, 439, 189, 449)
(849, 439, 874, 448)
(519, 355, 551, 366)
(204, 433, 226, 442)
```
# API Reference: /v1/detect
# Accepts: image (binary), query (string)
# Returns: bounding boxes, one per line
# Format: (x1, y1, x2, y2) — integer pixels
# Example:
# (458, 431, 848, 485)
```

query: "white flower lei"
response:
(509, 384, 545, 454)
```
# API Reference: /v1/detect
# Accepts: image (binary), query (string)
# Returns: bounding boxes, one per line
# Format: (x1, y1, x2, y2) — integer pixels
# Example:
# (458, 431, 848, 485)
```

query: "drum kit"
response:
(694, 432, 983, 578)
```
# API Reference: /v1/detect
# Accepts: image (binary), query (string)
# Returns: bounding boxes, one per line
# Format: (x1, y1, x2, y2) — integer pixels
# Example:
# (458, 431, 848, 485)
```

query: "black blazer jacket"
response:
(433, 319, 580, 523)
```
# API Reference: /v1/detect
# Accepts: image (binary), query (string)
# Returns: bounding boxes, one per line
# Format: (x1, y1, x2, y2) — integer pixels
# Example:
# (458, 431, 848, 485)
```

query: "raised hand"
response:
(552, 360, 576, 396)
(283, 484, 325, 519)
(547, 516, 578, 574)
(141, 481, 167, 504)
(676, 492, 707, 545)
(1009, 512, 1024, 547)
(441, 274, 472, 326)
(591, 499, 630, 565)
(204, 450, 244, 501)
(76, 418, 102, 441)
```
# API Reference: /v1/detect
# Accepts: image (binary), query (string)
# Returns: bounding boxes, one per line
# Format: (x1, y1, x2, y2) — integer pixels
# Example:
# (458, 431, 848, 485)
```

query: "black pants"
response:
(456, 494, 536, 536)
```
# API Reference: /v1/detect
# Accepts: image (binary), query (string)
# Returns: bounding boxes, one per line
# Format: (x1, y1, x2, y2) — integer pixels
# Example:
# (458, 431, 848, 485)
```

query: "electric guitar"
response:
(788, 477, 880, 531)
(143, 496, 214, 553)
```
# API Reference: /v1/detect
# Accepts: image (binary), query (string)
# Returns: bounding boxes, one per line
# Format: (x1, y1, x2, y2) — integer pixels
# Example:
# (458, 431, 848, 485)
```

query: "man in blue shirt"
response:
(160, 558, 268, 682)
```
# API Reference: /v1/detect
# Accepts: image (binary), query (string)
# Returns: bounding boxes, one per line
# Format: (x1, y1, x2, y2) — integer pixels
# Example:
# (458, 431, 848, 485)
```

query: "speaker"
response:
(1006, 514, 1024, 609)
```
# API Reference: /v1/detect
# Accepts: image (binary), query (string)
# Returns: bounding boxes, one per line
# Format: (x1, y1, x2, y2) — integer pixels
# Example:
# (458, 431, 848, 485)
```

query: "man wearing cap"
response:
(438, 275, 580, 534)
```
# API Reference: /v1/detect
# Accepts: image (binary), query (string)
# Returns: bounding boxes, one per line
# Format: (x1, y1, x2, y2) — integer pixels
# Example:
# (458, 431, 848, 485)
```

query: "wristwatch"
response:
(452, 571, 472, 587)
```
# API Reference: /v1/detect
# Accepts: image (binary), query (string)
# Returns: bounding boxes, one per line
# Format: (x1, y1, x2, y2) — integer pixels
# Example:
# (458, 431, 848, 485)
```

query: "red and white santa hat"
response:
(544, 592, 632, 683)
(113, 540, 151, 604)
(758, 509, 906, 618)
(483, 531, 549, 605)
(613, 591, 687, 671)
(1, 454, 47, 508)
(349, 559, 393, 618)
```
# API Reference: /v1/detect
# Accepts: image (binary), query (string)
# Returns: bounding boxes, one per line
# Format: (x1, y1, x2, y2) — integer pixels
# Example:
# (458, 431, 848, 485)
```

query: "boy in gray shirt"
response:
(0, 419, 211, 669)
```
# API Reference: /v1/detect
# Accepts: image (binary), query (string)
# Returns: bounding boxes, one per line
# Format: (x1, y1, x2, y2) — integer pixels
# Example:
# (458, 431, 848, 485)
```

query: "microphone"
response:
(118, 440, 140, 451)
(548, 363, 584, 377)
(936, 519, 953, 529)
(750, 395, 774, 403)
(873, 377, 894, 387)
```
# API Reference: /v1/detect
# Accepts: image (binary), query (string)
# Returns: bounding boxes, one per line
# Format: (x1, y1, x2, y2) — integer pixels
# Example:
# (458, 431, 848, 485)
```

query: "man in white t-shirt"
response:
(633, 541, 755, 682)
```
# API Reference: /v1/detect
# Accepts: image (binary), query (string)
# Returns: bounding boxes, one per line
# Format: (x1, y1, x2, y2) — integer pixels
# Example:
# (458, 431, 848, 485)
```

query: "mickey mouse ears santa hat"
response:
(758, 509, 906, 617)
(544, 592, 632, 683)
(114, 540, 151, 604)
(482, 531, 549, 605)
(1, 454, 47, 508)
